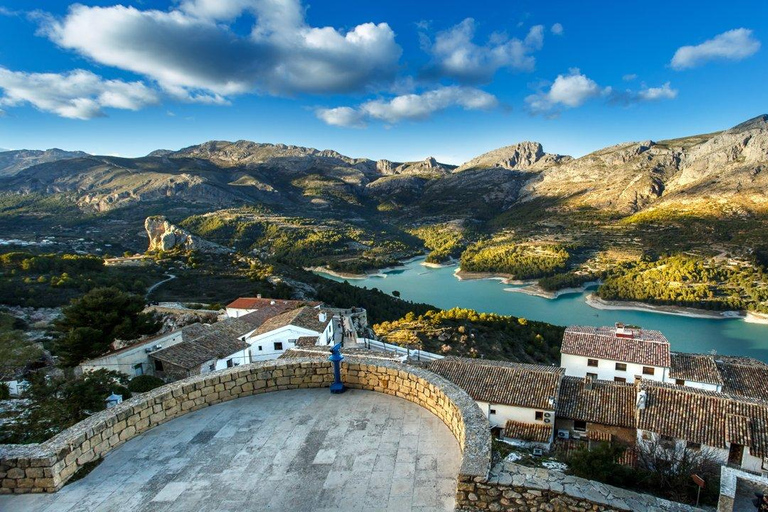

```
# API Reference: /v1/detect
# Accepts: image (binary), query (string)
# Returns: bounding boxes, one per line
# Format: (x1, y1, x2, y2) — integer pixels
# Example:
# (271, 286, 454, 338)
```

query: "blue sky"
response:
(0, 0, 765, 163)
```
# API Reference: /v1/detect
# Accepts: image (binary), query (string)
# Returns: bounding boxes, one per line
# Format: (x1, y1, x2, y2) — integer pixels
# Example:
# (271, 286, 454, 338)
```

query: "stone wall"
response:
(456, 461, 703, 512)
(0, 357, 491, 494)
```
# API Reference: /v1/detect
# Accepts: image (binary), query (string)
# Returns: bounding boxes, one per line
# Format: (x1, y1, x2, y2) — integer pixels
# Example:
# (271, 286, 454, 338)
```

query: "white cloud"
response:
(39, 0, 402, 101)
(315, 106, 366, 128)
(316, 86, 498, 127)
(637, 82, 678, 101)
(526, 69, 606, 113)
(527, 70, 676, 114)
(551, 23, 563, 36)
(622, 73, 637, 81)
(422, 18, 545, 83)
(671, 28, 760, 70)
(0, 67, 159, 119)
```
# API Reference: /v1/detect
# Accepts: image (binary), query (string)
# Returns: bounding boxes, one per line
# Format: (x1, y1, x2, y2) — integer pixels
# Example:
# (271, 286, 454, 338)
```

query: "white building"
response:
(560, 324, 671, 384)
(224, 296, 320, 319)
(244, 306, 342, 361)
(78, 330, 186, 377)
(428, 357, 563, 449)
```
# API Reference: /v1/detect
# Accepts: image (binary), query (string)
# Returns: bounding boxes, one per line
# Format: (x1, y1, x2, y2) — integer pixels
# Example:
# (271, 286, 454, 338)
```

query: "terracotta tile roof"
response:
(726, 414, 752, 446)
(637, 381, 768, 457)
(227, 298, 321, 329)
(561, 326, 671, 367)
(427, 357, 563, 410)
(295, 336, 319, 347)
(669, 353, 723, 385)
(716, 356, 768, 400)
(151, 318, 249, 370)
(504, 420, 552, 443)
(556, 376, 636, 428)
(226, 297, 320, 311)
(253, 306, 333, 336)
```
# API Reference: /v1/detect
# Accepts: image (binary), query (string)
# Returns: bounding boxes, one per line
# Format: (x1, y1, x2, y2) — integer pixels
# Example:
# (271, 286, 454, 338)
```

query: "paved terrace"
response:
(0, 388, 461, 511)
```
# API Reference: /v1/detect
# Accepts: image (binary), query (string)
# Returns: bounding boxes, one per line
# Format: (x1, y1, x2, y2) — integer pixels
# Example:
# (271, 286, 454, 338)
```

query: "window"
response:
(274, 342, 283, 351)
(154, 359, 164, 372)
(686, 441, 701, 451)
(535, 411, 544, 421)
(615, 362, 627, 371)
(634, 376, 642, 383)
(675, 379, 685, 386)
(226, 359, 234, 368)
(587, 359, 598, 367)
(586, 372, 598, 380)
(489, 408, 497, 415)
(642, 367, 655, 376)
(573, 420, 587, 432)
(209, 364, 215, 371)
(258, 345, 263, 351)
(133, 363, 143, 376)
(641, 431, 653, 441)
(614, 377, 626, 383)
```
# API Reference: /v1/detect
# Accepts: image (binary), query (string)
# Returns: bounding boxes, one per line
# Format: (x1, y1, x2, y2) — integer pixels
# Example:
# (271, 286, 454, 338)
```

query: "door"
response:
(728, 443, 744, 466)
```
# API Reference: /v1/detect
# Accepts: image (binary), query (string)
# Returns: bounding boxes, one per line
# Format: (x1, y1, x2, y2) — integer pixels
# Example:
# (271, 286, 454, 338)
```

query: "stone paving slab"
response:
(0, 388, 461, 512)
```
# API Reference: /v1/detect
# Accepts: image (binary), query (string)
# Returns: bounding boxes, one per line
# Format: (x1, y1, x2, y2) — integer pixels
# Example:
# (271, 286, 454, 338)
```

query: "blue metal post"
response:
(329, 342, 346, 394)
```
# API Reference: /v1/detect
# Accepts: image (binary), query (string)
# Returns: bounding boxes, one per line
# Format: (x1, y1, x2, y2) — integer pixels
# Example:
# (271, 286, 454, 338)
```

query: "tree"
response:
(567, 442, 632, 486)
(54, 287, 161, 366)
(4, 369, 131, 444)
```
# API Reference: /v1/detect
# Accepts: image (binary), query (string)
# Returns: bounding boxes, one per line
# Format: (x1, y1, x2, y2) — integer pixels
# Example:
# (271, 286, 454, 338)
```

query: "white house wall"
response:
(80, 331, 184, 376)
(475, 400, 555, 429)
(247, 326, 322, 361)
(560, 353, 665, 383)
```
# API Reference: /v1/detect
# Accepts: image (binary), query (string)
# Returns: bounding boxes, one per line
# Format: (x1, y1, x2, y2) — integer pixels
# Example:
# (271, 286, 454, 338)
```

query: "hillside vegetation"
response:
(373, 307, 563, 363)
(597, 255, 768, 312)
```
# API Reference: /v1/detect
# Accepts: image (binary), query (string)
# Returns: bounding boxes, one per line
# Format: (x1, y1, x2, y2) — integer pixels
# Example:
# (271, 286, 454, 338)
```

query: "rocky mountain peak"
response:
(455, 141, 568, 172)
(728, 114, 768, 134)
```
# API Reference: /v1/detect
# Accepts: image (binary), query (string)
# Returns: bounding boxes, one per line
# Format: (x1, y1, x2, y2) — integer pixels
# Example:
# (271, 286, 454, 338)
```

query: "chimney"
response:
(636, 389, 648, 410)
(584, 375, 594, 391)
(319, 312, 327, 323)
(270, 300, 275, 305)
(615, 322, 635, 339)
(257, 294, 262, 299)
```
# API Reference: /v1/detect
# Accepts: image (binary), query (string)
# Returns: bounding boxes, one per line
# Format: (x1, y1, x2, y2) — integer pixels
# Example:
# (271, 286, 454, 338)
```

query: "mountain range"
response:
(1, 115, 767, 255)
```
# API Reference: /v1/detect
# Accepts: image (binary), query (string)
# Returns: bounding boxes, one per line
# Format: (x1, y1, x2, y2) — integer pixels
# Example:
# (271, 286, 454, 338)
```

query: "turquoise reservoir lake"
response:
(316, 257, 768, 362)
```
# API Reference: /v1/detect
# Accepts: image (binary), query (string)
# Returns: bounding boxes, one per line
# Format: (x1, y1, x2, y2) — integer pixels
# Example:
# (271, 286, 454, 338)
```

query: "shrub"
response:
(127, 375, 165, 393)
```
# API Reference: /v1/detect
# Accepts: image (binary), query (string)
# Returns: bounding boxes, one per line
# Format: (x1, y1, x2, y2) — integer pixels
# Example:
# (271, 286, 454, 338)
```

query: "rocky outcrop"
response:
(456, 142, 570, 173)
(145, 216, 230, 253)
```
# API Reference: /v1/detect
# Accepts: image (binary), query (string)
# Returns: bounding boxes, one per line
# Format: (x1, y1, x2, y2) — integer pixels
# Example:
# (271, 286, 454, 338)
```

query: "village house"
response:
(243, 306, 342, 361)
(148, 318, 255, 380)
(78, 330, 186, 377)
(224, 296, 320, 319)
(560, 324, 671, 384)
(428, 357, 563, 449)
(555, 375, 637, 445)
(636, 380, 768, 473)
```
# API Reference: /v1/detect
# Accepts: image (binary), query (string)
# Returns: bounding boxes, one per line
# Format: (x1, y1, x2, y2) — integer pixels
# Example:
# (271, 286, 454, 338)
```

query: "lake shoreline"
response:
(585, 294, 742, 320)
(453, 267, 533, 285)
(505, 281, 601, 300)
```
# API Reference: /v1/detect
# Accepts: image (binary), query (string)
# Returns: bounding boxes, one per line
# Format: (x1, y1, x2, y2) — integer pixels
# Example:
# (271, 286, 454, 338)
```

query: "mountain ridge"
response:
(1, 114, 766, 219)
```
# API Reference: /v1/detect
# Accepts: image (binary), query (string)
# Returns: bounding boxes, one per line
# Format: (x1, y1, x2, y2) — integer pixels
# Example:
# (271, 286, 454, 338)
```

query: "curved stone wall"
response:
(0, 357, 491, 494)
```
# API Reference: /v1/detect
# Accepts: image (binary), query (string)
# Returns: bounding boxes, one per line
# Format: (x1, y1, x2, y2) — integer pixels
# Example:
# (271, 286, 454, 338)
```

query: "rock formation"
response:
(144, 216, 230, 253)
